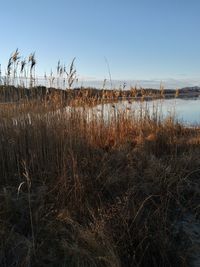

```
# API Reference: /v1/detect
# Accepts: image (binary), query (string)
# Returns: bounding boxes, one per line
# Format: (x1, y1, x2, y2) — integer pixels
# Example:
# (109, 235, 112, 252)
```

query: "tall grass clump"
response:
(0, 90, 199, 266)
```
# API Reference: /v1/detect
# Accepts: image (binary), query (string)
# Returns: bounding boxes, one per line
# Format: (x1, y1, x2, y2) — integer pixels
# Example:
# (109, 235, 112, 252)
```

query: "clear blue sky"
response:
(1, 0, 200, 87)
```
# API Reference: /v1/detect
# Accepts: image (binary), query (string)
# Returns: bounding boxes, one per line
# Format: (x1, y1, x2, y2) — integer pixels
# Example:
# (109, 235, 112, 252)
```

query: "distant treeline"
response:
(0, 85, 199, 103)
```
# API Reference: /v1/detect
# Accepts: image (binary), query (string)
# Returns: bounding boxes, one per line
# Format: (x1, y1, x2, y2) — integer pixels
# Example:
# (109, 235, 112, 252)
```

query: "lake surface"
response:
(94, 97, 200, 125)
(5, 97, 200, 127)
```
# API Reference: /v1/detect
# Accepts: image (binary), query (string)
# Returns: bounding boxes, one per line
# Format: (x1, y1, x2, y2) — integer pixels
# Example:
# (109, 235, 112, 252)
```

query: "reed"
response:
(0, 50, 199, 266)
(0, 94, 199, 266)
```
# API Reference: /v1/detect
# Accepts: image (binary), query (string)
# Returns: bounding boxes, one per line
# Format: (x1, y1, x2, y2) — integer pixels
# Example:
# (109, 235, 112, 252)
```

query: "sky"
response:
(0, 0, 200, 88)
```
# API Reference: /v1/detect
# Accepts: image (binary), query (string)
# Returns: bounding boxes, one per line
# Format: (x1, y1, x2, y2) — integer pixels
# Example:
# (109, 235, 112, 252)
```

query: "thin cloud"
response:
(77, 78, 200, 89)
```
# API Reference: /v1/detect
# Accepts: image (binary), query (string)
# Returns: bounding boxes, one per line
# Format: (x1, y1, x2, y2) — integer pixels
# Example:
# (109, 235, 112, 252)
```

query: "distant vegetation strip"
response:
(0, 85, 200, 104)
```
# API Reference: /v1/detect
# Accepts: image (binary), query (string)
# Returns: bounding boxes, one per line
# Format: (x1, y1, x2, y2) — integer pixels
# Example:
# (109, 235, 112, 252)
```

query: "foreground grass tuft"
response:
(0, 95, 199, 266)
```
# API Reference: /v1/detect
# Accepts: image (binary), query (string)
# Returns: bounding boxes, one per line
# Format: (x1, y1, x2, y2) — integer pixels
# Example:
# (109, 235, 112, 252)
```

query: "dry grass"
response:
(0, 91, 199, 267)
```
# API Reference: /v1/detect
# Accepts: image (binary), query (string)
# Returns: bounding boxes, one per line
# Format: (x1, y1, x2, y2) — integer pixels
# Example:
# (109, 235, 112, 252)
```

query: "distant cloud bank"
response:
(77, 78, 200, 89)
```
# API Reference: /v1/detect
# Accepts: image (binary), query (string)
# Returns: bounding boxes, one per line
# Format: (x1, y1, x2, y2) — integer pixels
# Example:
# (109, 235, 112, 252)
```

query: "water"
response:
(5, 97, 200, 127)
(94, 97, 200, 125)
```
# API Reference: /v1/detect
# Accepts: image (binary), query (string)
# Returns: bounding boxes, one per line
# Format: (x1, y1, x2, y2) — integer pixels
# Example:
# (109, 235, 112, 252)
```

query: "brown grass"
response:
(0, 92, 199, 266)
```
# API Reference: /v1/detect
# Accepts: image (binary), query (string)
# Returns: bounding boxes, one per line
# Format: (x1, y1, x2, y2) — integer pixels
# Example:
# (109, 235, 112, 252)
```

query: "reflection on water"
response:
(94, 97, 200, 125)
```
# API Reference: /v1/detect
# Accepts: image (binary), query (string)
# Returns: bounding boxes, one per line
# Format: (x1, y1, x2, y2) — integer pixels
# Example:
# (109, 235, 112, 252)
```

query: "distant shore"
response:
(0, 84, 200, 103)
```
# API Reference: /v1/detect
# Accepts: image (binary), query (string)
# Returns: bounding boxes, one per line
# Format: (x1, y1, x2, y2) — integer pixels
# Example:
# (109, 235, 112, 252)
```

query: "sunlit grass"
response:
(0, 87, 199, 266)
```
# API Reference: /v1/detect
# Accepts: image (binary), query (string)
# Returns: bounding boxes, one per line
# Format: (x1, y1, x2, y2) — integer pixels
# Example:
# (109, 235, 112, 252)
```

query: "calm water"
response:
(94, 97, 200, 125)
(5, 97, 200, 127)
